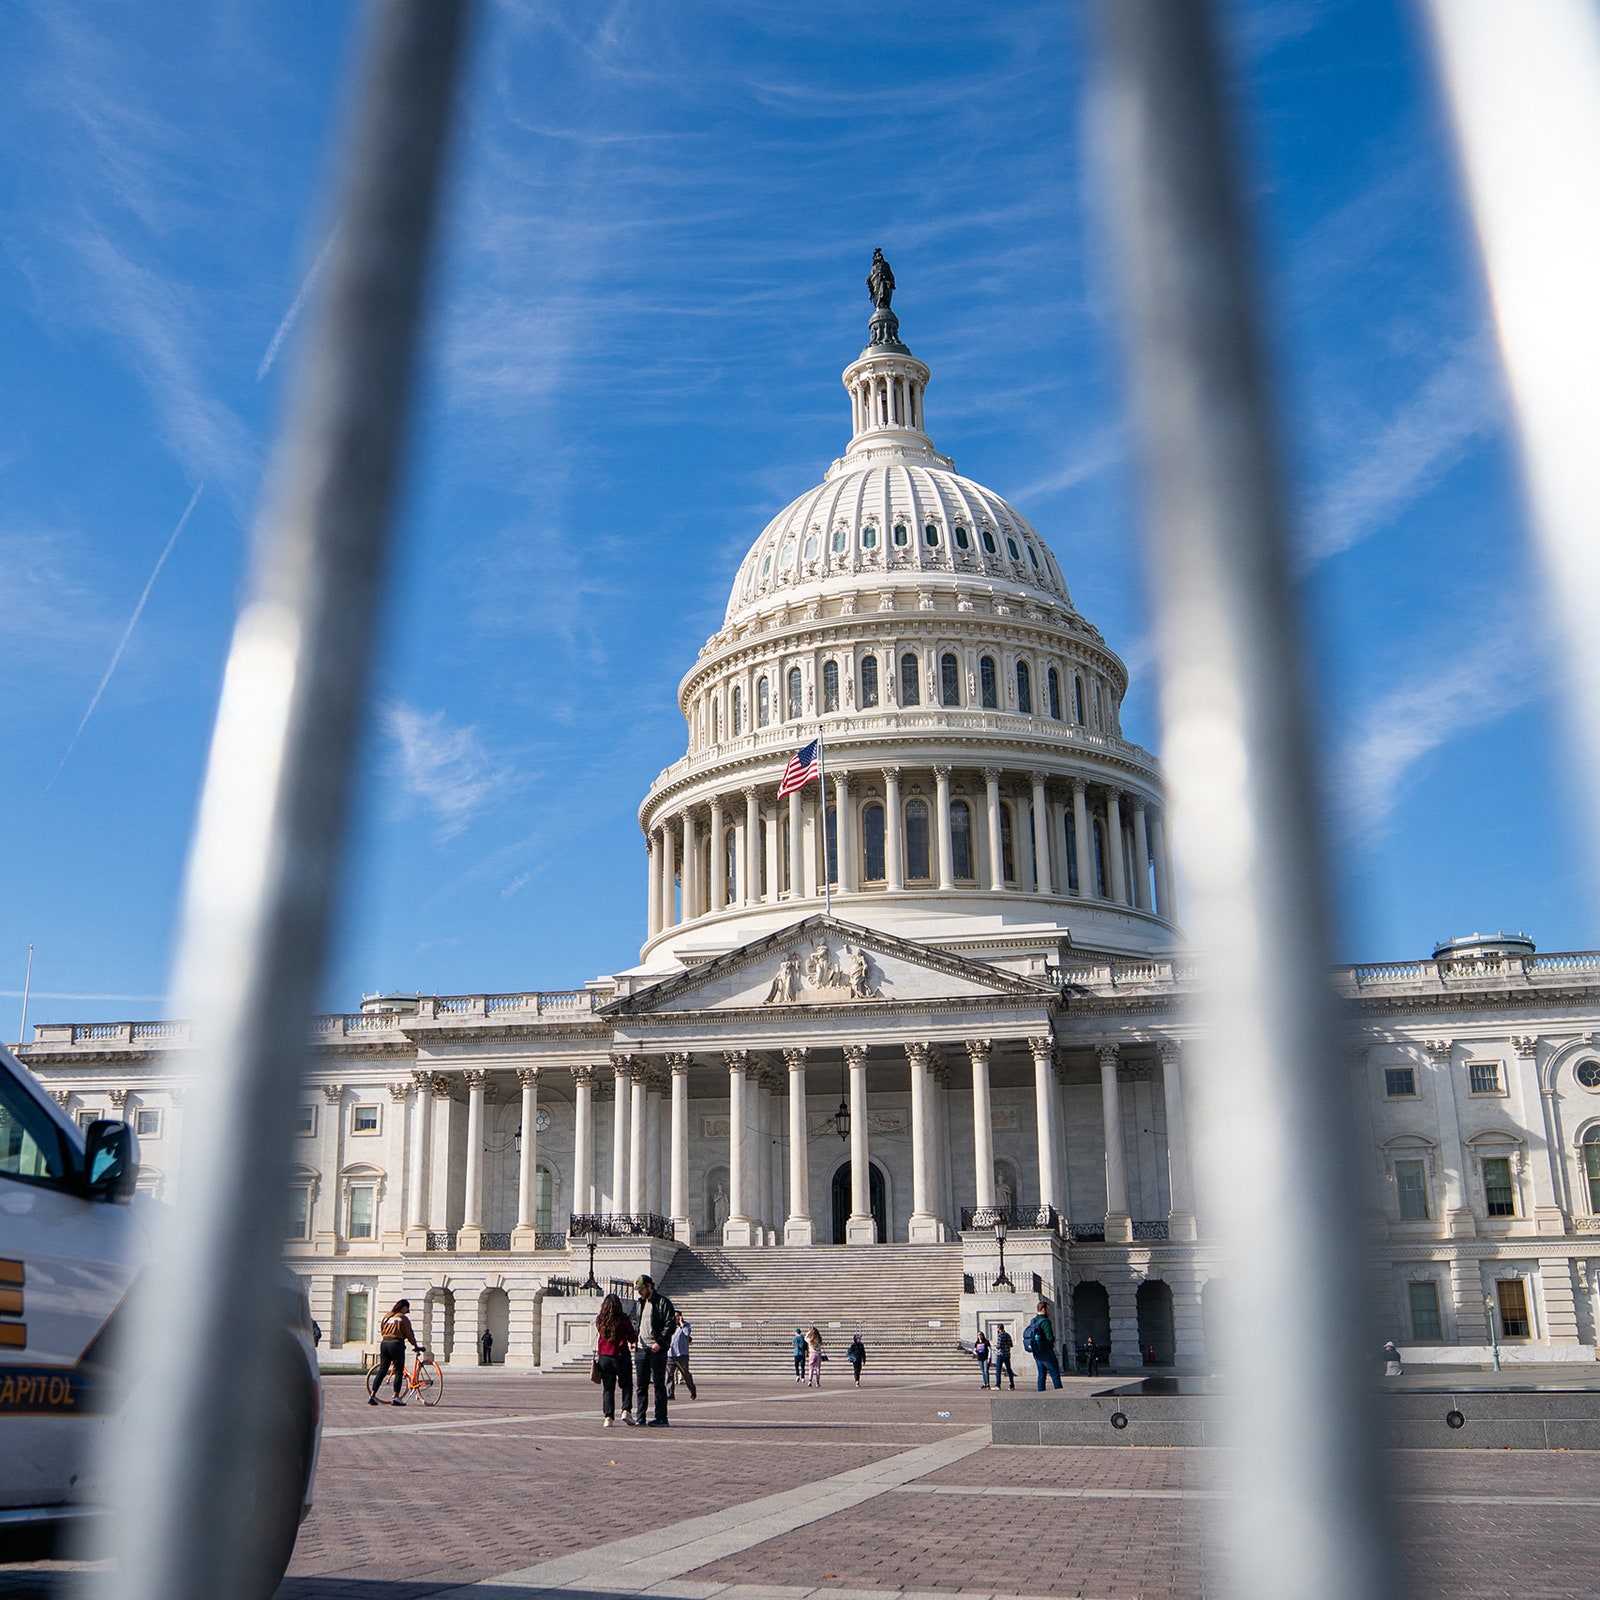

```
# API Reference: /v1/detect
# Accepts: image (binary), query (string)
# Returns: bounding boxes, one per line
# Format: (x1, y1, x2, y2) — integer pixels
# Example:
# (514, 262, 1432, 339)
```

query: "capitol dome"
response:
(636, 262, 1176, 973)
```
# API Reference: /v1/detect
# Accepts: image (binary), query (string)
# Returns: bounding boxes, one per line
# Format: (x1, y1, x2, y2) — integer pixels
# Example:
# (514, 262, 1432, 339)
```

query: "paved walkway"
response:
(7, 1367, 1600, 1598)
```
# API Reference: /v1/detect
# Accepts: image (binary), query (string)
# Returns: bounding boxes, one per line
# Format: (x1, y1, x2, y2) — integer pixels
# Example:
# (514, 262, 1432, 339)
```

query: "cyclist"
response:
(370, 1298, 423, 1406)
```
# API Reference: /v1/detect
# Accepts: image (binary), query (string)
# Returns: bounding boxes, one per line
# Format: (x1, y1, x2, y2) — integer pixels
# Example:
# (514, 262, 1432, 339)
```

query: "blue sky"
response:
(0, 0, 1583, 1028)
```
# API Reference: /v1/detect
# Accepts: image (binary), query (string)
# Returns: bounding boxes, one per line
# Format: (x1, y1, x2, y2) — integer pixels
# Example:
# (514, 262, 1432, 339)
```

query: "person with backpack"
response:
(1024, 1299, 1062, 1390)
(666, 1311, 697, 1400)
(369, 1299, 422, 1407)
(972, 1327, 992, 1389)
(793, 1326, 807, 1383)
(993, 1323, 1016, 1390)
(846, 1332, 866, 1386)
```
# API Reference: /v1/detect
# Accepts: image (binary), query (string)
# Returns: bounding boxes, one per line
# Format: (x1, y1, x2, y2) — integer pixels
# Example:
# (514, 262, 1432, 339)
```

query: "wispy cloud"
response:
(257, 233, 334, 381)
(381, 702, 519, 839)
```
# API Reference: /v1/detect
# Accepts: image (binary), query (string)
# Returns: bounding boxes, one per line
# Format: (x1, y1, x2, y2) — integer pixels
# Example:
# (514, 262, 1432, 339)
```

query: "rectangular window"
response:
(1585, 1138, 1600, 1213)
(905, 800, 930, 880)
(951, 801, 973, 880)
(863, 803, 885, 883)
(1384, 1067, 1416, 1098)
(900, 652, 920, 706)
(294, 1104, 316, 1136)
(1496, 1278, 1531, 1338)
(1408, 1280, 1443, 1341)
(940, 653, 960, 707)
(348, 1184, 375, 1240)
(825, 806, 837, 885)
(536, 1167, 553, 1234)
(134, 1108, 162, 1138)
(1483, 1156, 1516, 1217)
(285, 1186, 311, 1241)
(823, 660, 840, 713)
(781, 815, 791, 894)
(1396, 1160, 1429, 1220)
(860, 655, 879, 708)
(77, 1109, 104, 1129)
(1065, 813, 1079, 893)
(352, 1104, 379, 1134)
(345, 1289, 370, 1345)
(1469, 1061, 1503, 1094)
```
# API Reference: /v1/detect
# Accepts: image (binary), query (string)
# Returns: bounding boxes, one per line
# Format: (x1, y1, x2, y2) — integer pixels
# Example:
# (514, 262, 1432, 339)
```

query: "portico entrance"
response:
(832, 1160, 886, 1244)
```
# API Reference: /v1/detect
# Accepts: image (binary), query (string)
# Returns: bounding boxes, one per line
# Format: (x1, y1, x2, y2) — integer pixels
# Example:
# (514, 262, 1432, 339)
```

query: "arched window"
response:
(900, 652, 920, 706)
(905, 798, 930, 880)
(950, 799, 972, 880)
(822, 660, 839, 713)
(1000, 804, 1015, 883)
(1047, 666, 1062, 720)
(1016, 660, 1032, 714)
(940, 653, 960, 707)
(1584, 1128, 1600, 1213)
(863, 803, 886, 882)
(980, 655, 997, 709)
(1074, 675, 1086, 723)
(787, 667, 803, 720)
(732, 684, 743, 735)
(1093, 819, 1108, 897)
(861, 654, 880, 708)
(757, 677, 770, 727)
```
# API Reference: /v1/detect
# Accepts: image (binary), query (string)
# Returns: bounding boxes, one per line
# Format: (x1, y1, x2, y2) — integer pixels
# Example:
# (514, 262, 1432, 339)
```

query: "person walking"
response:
(1025, 1300, 1062, 1390)
(1382, 1340, 1404, 1378)
(846, 1332, 866, 1386)
(666, 1311, 698, 1400)
(631, 1274, 679, 1427)
(369, 1299, 422, 1406)
(972, 1328, 992, 1389)
(1082, 1334, 1100, 1377)
(594, 1292, 635, 1427)
(805, 1325, 824, 1387)
(793, 1326, 807, 1383)
(993, 1324, 1016, 1390)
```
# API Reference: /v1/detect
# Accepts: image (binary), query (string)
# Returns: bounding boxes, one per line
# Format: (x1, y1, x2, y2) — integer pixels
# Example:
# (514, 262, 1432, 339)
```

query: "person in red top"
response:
(594, 1292, 635, 1427)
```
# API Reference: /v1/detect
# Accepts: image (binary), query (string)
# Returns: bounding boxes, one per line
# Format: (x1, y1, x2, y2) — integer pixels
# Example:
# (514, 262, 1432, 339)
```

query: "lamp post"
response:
(993, 1214, 1014, 1292)
(582, 1226, 601, 1294)
(835, 1064, 850, 1143)
(1485, 1292, 1501, 1372)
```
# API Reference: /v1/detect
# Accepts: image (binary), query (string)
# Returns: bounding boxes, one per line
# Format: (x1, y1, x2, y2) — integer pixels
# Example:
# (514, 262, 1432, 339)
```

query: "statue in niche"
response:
(764, 954, 801, 1005)
(867, 248, 895, 310)
(994, 1165, 1016, 1212)
(710, 1181, 729, 1231)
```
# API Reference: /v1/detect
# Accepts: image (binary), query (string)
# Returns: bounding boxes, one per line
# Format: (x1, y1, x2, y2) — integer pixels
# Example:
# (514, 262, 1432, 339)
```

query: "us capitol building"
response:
(20, 262, 1600, 1375)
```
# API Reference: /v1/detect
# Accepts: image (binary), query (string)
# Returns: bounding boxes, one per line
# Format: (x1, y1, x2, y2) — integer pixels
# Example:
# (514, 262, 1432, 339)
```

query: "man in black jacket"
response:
(631, 1275, 678, 1426)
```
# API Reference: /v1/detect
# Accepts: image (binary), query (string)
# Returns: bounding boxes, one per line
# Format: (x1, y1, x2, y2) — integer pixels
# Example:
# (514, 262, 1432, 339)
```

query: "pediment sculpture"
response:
(763, 938, 880, 1004)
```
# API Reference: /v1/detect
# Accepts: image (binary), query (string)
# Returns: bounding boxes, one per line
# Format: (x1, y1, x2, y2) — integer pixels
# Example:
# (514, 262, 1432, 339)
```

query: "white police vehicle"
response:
(0, 1042, 322, 1594)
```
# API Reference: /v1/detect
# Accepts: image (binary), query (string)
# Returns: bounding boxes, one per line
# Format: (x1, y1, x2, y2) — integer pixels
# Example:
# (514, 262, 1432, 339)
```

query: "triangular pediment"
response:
(602, 916, 1055, 1017)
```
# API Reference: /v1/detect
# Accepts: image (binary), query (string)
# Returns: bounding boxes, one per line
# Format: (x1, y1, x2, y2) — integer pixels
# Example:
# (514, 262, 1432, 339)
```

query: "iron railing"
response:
(959, 1205, 1059, 1232)
(568, 1211, 675, 1240)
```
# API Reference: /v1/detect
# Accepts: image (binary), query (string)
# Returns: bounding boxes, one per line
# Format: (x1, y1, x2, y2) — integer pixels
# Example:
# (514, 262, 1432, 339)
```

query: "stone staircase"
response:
(657, 1244, 973, 1378)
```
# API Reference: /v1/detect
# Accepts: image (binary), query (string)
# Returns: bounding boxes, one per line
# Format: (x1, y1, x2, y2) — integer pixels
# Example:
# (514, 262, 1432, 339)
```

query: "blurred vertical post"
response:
(1426, 1, 1600, 829)
(110, 4, 471, 1598)
(1086, 5, 1397, 1599)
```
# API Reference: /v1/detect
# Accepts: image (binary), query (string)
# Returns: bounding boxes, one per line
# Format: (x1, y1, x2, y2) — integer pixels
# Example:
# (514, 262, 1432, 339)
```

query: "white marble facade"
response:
(18, 287, 1600, 1374)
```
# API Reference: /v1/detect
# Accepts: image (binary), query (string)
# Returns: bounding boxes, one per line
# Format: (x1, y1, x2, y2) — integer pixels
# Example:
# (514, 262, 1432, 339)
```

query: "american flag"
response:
(777, 737, 821, 798)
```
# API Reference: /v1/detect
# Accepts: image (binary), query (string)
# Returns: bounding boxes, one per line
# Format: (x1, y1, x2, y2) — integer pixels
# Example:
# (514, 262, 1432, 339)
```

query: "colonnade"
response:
(645, 767, 1175, 938)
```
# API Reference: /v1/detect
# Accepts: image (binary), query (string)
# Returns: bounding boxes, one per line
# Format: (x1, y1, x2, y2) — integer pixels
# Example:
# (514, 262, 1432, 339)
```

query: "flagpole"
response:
(817, 722, 832, 915)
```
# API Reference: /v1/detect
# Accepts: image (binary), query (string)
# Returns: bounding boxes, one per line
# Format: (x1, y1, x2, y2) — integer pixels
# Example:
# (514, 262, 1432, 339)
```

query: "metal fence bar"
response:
(107, 5, 471, 1597)
(1424, 2, 1600, 833)
(1086, 6, 1398, 1600)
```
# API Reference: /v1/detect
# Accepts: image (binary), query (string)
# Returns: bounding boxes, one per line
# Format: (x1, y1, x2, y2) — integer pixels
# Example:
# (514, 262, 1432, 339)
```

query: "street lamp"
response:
(581, 1226, 601, 1294)
(993, 1214, 1014, 1291)
(835, 1062, 850, 1142)
(1485, 1292, 1501, 1372)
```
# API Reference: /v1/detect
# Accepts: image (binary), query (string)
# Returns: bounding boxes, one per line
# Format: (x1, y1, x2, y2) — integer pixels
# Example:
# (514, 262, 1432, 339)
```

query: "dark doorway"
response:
(831, 1161, 888, 1243)
(1136, 1280, 1176, 1366)
(1072, 1280, 1111, 1370)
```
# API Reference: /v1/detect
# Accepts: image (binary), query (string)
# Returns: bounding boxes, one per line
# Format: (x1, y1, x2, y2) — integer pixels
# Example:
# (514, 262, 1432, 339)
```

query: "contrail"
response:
(256, 232, 334, 380)
(46, 482, 204, 792)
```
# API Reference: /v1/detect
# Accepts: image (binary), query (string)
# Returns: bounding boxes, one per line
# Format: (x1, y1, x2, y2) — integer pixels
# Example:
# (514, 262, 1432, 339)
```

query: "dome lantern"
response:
(839, 250, 945, 470)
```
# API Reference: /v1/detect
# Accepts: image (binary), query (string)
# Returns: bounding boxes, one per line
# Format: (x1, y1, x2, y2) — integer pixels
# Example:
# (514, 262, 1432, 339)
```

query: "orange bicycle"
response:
(368, 1346, 443, 1406)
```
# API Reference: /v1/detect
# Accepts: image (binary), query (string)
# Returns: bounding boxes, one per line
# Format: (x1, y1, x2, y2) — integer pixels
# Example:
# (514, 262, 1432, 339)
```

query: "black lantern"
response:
(835, 1062, 850, 1141)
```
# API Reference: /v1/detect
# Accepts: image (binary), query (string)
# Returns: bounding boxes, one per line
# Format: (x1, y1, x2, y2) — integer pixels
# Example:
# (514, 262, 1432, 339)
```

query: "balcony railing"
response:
(568, 1212, 675, 1241)
(960, 1205, 1059, 1232)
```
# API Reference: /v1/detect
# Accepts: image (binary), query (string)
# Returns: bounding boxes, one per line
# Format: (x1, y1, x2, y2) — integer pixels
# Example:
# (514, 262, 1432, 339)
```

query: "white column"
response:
(907, 1042, 940, 1241)
(644, 1073, 662, 1216)
(572, 1067, 595, 1218)
(628, 1068, 648, 1215)
(760, 1071, 777, 1235)
(784, 1048, 814, 1244)
(661, 822, 677, 927)
(710, 798, 726, 913)
(459, 1070, 488, 1251)
(681, 810, 697, 920)
(744, 787, 760, 905)
(1105, 790, 1128, 904)
(647, 835, 661, 938)
(764, 800, 780, 904)
(968, 1039, 996, 1211)
(985, 768, 1005, 890)
(788, 788, 804, 898)
(610, 1057, 632, 1215)
(1099, 1043, 1132, 1242)
(1031, 1037, 1061, 1214)
(723, 1051, 755, 1245)
(667, 1054, 691, 1243)
(1159, 1041, 1196, 1241)
(835, 772, 856, 893)
(512, 1066, 541, 1250)
(845, 1044, 877, 1243)
(1152, 809, 1176, 919)
(1030, 772, 1052, 894)
(884, 766, 904, 890)
(1132, 799, 1152, 910)
(405, 1070, 432, 1245)
(1072, 778, 1094, 898)
(934, 766, 955, 891)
